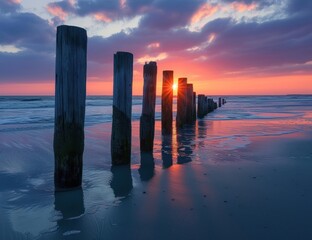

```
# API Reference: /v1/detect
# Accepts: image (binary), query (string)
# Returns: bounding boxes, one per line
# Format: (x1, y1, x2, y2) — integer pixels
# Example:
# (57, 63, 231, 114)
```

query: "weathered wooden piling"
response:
(176, 78, 187, 128)
(161, 70, 173, 135)
(111, 52, 133, 165)
(140, 61, 157, 152)
(186, 84, 194, 124)
(197, 94, 206, 118)
(222, 98, 226, 105)
(193, 92, 197, 121)
(54, 25, 87, 190)
(218, 97, 222, 107)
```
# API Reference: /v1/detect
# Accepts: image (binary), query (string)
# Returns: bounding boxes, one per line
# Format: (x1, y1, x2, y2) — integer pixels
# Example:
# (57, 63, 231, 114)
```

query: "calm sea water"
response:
(1, 95, 311, 132)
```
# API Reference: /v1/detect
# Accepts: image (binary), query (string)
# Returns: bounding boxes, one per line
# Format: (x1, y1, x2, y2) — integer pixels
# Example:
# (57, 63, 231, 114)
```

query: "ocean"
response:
(1, 95, 312, 240)
(1, 95, 311, 132)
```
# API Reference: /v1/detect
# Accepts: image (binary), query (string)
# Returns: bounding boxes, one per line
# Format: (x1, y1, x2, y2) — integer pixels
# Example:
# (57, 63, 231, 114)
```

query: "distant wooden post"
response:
(218, 97, 222, 107)
(186, 84, 194, 124)
(54, 25, 87, 190)
(193, 92, 196, 121)
(140, 62, 157, 152)
(208, 98, 214, 112)
(204, 96, 208, 115)
(222, 98, 226, 105)
(111, 52, 133, 165)
(176, 78, 187, 128)
(197, 94, 205, 118)
(161, 70, 173, 135)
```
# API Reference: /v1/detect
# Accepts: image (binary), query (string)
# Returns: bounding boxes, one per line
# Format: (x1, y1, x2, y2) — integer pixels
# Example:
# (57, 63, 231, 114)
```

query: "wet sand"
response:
(1, 116, 312, 239)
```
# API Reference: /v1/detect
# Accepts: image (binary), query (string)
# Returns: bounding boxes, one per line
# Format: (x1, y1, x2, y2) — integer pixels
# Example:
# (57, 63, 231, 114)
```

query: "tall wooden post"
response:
(218, 97, 222, 107)
(140, 62, 157, 152)
(176, 78, 187, 128)
(186, 84, 194, 124)
(197, 94, 205, 118)
(193, 92, 196, 121)
(111, 52, 133, 165)
(161, 70, 173, 135)
(54, 25, 87, 190)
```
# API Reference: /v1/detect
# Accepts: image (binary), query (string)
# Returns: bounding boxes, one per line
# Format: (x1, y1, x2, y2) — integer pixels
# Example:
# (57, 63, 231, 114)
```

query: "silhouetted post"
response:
(208, 98, 214, 112)
(218, 97, 222, 107)
(176, 78, 187, 128)
(140, 61, 157, 152)
(222, 98, 226, 105)
(161, 70, 173, 135)
(186, 84, 194, 124)
(111, 52, 133, 165)
(197, 94, 205, 118)
(193, 92, 196, 121)
(204, 96, 208, 115)
(214, 101, 218, 110)
(54, 25, 87, 190)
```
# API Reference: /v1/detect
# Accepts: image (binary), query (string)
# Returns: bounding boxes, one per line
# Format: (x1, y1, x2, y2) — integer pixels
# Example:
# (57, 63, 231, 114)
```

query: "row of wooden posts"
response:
(53, 25, 226, 190)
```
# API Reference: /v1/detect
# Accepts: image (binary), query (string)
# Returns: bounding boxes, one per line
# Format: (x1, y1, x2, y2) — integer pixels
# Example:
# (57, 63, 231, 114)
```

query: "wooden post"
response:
(111, 52, 133, 165)
(176, 78, 187, 128)
(214, 101, 218, 110)
(186, 84, 194, 124)
(140, 61, 157, 152)
(161, 70, 173, 135)
(197, 94, 205, 118)
(54, 25, 87, 190)
(204, 96, 208, 115)
(208, 98, 214, 112)
(193, 92, 196, 121)
(218, 97, 222, 107)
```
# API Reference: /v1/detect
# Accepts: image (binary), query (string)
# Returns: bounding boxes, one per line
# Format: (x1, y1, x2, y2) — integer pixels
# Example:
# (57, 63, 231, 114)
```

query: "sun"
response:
(172, 83, 177, 91)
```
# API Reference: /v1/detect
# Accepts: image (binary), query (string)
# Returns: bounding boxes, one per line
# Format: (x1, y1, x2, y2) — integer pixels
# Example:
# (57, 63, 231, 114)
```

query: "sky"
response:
(0, 0, 311, 95)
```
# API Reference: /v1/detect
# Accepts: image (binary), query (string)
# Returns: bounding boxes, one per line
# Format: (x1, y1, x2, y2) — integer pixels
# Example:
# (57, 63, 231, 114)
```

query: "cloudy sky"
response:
(0, 0, 311, 95)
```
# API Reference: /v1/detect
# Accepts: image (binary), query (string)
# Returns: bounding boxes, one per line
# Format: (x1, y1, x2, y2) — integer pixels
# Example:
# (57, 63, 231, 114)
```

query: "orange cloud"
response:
(93, 13, 112, 23)
(231, 2, 257, 12)
(47, 5, 68, 21)
(191, 3, 219, 25)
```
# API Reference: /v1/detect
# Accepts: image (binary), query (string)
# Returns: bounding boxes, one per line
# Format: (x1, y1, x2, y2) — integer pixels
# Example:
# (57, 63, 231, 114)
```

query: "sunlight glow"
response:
(172, 83, 177, 91)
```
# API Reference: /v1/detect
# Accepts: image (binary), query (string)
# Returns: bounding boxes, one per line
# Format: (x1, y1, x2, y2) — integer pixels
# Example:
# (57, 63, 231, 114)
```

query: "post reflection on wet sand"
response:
(139, 152, 155, 181)
(110, 165, 133, 197)
(161, 134, 173, 168)
(54, 188, 85, 237)
(177, 124, 196, 164)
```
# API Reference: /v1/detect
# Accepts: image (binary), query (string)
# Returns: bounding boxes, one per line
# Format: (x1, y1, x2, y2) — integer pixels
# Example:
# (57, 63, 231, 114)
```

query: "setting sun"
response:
(172, 83, 178, 96)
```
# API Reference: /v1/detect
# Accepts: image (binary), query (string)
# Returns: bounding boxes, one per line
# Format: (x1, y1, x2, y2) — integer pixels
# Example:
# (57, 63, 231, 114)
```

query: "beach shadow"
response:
(161, 134, 173, 168)
(139, 152, 155, 181)
(177, 124, 196, 164)
(110, 165, 133, 198)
